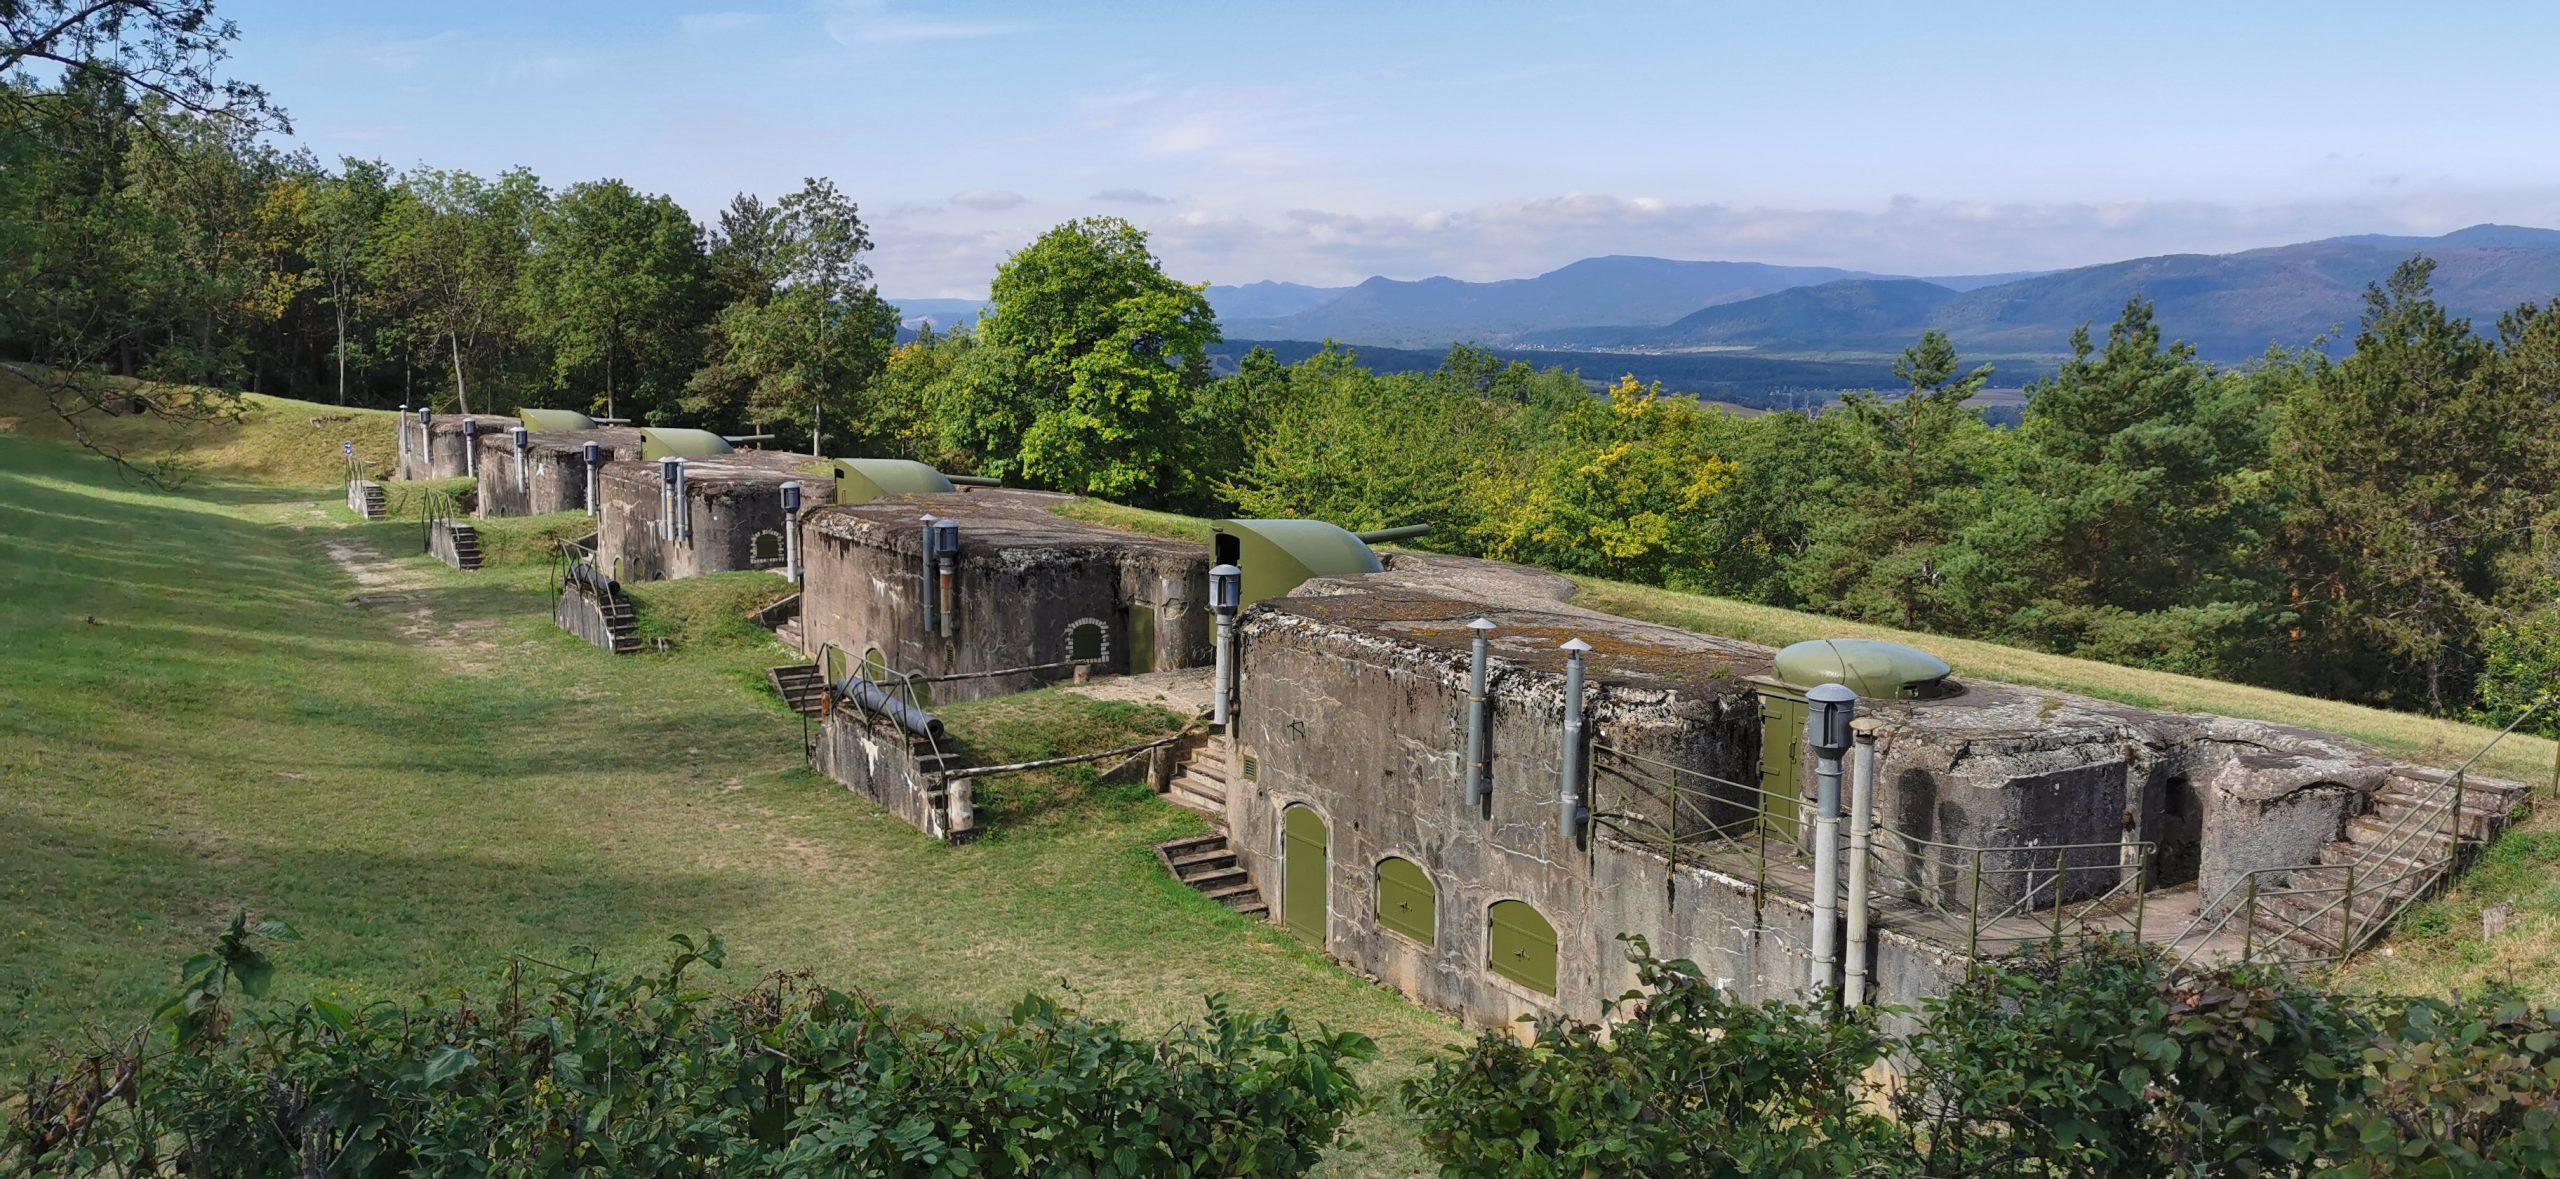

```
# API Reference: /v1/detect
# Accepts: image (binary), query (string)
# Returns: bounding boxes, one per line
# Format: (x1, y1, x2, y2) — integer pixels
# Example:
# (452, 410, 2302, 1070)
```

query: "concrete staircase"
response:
(352, 481, 387, 519)
(432, 520, 484, 571)
(597, 593, 642, 654)
(1156, 834, 1266, 916)
(2245, 767, 2529, 958)
(1164, 734, 1231, 821)
(753, 591, 805, 652)
(767, 663, 830, 717)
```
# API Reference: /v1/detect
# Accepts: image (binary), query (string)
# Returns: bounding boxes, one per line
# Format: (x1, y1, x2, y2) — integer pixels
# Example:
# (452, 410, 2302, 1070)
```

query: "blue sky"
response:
(225, 1, 2560, 296)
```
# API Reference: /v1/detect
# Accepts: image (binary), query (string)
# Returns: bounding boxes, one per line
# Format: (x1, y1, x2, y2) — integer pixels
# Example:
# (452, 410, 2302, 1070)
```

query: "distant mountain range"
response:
(891, 224, 2560, 367)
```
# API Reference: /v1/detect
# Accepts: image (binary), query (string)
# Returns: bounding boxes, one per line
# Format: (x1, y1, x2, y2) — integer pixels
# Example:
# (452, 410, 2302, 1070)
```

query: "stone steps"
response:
(1163, 734, 1229, 821)
(1156, 833, 1265, 917)
(2238, 767, 2530, 959)
(766, 664, 830, 717)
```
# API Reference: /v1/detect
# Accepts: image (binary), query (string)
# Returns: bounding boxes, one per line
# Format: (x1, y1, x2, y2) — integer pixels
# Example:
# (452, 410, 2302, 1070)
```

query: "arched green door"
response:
(1283, 805, 1328, 945)
(1488, 900, 1558, 995)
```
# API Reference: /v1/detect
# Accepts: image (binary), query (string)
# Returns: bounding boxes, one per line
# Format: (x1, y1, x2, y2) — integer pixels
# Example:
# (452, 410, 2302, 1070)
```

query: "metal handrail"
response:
(2167, 693, 2551, 972)
(1588, 740, 2157, 956)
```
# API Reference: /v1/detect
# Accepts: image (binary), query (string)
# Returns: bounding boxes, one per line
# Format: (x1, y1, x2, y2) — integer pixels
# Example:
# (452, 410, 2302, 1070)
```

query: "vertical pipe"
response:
(1843, 720, 1878, 1008)
(780, 482, 803, 584)
(582, 441, 601, 518)
(1212, 611, 1235, 726)
(396, 405, 410, 474)
(672, 458, 690, 545)
(463, 419, 480, 478)
(510, 426, 528, 494)
(1465, 618, 1495, 816)
(1558, 639, 1591, 843)
(918, 515, 939, 634)
(1805, 683, 1853, 1005)
(930, 519, 958, 640)
(659, 457, 680, 540)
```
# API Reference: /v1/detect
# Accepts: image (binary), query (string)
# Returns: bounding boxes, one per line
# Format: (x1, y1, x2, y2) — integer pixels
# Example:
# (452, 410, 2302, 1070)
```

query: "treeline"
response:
(6, 2, 2557, 726)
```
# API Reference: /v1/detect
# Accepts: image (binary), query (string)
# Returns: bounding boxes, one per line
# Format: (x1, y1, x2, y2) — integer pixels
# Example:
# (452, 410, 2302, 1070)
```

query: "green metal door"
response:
(1283, 805, 1328, 946)
(1487, 900, 1558, 995)
(1126, 603, 1159, 674)
(1756, 688, 1807, 835)
(1376, 857, 1437, 945)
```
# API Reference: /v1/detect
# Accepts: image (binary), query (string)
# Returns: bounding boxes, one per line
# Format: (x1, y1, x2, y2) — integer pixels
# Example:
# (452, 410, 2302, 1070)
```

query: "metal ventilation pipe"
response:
(659, 456, 681, 540)
(1805, 682, 1857, 1005)
(1843, 717, 1881, 1009)
(581, 441, 601, 517)
(1209, 564, 1241, 728)
(417, 407, 434, 472)
(671, 458, 691, 544)
(510, 425, 531, 493)
(1558, 638, 1592, 843)
(917, 514, 941, 634)
(930, 518, 959, 638)
(396, 405, 411, 470)
(462, 419, 481, 477)
(1465, 618, 1496, 816)
(780, 482, 804, 584)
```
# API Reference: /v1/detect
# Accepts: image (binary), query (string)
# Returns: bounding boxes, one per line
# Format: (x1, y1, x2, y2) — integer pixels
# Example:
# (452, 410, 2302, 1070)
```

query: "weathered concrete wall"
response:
(397, 414, 518, 481)
(474, 429, 641, 518)
(797, 491, 1211, 702)
(1227, 593, 1787, 1030)
(554, 583, 622, 653)
(811, 707, 965, 839)
(594, 457, 831, 583)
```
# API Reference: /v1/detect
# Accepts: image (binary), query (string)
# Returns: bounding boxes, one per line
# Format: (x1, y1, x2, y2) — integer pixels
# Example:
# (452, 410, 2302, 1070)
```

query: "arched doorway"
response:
(1283, 804, 1329, 946)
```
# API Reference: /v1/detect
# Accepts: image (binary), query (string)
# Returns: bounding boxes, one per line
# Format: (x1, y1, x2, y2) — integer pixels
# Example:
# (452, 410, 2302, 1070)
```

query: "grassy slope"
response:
(0, 368, 402, 485)
(0, 434, 1455, 1175)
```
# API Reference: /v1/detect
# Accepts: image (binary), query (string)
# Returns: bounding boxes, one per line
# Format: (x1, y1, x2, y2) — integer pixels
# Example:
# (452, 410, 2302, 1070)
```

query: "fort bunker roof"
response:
(807, 488, 1207, 567)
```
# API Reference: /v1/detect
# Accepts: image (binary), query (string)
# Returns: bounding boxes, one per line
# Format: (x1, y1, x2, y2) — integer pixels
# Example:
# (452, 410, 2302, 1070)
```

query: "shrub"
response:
(1406, 938, 2560, 1177)
(6, 919, 1373, 1177)
(1401, 936, 1899, 1177)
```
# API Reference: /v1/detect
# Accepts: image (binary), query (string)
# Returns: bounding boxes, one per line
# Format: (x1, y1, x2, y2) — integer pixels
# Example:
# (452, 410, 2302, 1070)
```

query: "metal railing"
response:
(417, 487, 464, 553)
(1588, 741, 2159, 961)
(2167, 693, 2551, 973)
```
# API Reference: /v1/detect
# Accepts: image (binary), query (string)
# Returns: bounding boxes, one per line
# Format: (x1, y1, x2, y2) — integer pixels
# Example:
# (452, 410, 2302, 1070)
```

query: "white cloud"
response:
(678, 11, 769, 36)
(1092, 188, 1175, 206)
(949, 189, 1028, 211)
(820, 0, 1030, 46)
(861, 187, 2560, 300)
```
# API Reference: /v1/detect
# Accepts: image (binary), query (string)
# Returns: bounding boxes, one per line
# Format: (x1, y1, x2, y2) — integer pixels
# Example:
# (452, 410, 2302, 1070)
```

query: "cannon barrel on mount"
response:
(833, 675, 948, 740)
(1354, 524, 1431, 544)
(946, 474, 1003, 487)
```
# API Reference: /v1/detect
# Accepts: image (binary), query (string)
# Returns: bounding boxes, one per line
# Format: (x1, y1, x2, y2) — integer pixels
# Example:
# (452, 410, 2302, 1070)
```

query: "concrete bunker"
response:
(1215, 552, 2528, 1032)
(594, 442, 834, 583)
(472, 410, 644, 518)
(393, 407, 520, 481)
(795, 488, 1213, 703)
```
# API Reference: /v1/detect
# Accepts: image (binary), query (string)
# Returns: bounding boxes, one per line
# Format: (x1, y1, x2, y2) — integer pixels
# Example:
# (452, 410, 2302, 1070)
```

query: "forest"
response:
(5, 2, 2557, 732)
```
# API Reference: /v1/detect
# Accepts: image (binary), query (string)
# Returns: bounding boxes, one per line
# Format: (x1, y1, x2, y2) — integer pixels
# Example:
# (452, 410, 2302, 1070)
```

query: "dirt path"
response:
(321, 535, 509, 672)
(1058, 666, 1214, 714)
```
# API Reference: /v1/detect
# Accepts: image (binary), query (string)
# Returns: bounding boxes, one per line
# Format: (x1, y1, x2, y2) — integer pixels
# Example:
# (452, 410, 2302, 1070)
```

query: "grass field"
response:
(0, 428, 1460, 1174)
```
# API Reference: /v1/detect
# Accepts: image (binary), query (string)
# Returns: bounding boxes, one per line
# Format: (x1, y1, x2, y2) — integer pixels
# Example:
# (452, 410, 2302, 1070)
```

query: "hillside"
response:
(1219, 256, 1888, 346)
(1527, 225, 2560, 361)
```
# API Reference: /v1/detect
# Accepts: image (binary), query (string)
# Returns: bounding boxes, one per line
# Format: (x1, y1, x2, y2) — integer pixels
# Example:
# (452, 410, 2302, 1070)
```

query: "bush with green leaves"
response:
(6, 918, 1374, 1177)
(1401, 936, 1902, 1177)
(1404, 938, 2560, 1177)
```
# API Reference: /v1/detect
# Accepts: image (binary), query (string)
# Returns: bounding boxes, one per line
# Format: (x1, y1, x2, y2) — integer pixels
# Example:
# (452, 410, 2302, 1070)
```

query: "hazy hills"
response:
(893, 224, 2560, 367)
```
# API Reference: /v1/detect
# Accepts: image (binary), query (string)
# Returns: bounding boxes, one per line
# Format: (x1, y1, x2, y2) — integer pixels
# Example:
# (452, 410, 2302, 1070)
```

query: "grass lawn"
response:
(0, 429, 1461, 1175)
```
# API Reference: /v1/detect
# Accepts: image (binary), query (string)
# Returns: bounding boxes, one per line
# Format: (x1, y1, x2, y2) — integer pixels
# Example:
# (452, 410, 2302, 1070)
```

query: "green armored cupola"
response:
(1773, 638, 1953, 700)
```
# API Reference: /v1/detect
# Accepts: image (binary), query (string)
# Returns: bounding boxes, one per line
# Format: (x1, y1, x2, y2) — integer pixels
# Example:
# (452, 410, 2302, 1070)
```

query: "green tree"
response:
(1470, 375, 1739, 586)
(2271, 258, 2550, 710)
(521, 178, 708, 422)
(1790, 330, 1997, 630)
(301, 156, 391, 404)
(704, 177, 895, 452)
(370, 166, 544, 414)
(938, 217, 1219, 501)
(1224, 345, 1516, 536)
